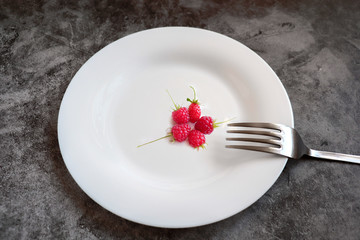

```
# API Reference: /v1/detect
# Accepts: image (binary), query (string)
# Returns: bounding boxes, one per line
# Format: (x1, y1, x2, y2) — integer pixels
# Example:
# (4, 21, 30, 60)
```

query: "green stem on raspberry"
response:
(190, 86, 196, 101)
(166, 90, 181, 110)
(195, 143, 207, 150)
(186, 86, 199, 104)
(137, 134, 172, 148)
(213, 117, 236, 128)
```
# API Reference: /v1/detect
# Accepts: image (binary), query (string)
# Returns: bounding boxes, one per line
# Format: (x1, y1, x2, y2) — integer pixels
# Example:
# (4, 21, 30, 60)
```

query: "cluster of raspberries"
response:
(138, 87, 220, 149)
(170, 88, 218, 149)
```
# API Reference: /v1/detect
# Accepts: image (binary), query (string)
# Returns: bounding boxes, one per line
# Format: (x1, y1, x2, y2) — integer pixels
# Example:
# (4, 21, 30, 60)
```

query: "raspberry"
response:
(167, 90, 190, 124)
(172, 107, 189, 124)
(188, 103, 201, 123)
(171, 124, 191, 142)
(137, 124, 191, 147)
(195, 116, 214, 134)
(188, 130, 206, 149)
(186, 86, 201, 123)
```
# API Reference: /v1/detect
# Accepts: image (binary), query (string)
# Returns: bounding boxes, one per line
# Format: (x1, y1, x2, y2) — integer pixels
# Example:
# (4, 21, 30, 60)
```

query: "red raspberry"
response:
(188, 130, 206, 149)
(171, 124, 191, 142)
(188, 103, 201, 123)
(186, 86, 201, 123)
(137, 123, 191, 147)
(195, 116, 214, 134)
(172, 107, 189, 124)
(167, 90, 190, 124)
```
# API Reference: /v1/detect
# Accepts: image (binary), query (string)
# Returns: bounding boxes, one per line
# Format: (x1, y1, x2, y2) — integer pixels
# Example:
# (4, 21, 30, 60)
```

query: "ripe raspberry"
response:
(187, 86, 201, 123)
(188, 103, 201, 123)
(188, 130, 206, 149)
(137, 124, 191, 147)
(167, 90, 189, 124)
(172, 107, 189, 124)
(171, 124, 191, 142)
(195, 116, 215, 134)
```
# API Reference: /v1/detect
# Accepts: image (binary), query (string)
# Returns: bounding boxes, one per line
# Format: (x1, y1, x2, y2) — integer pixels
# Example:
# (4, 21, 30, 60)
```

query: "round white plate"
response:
(58, 27, 293, 228)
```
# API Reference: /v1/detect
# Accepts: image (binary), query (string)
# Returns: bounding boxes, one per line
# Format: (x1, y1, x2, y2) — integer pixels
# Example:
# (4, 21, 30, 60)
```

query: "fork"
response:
(226, 122, 360, 164)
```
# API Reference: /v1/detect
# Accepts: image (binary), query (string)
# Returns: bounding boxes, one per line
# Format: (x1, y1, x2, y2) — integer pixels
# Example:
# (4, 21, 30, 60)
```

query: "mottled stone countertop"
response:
(1, 0, 359, 239)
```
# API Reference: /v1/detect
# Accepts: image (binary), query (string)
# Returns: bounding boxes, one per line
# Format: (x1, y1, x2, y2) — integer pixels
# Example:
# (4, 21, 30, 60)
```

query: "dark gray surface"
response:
(1, 0, 359, 239)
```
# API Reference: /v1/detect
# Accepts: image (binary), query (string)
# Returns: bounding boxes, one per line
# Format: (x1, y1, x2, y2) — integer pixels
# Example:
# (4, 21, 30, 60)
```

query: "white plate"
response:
(58, 27, 293, 228)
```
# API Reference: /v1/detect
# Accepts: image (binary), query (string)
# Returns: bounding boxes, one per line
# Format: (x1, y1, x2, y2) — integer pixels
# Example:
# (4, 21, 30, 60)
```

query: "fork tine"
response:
(226, 129, 281, 139)
(225, 145, 281, 154)
(228, 122, 282, 130)
(226, 137, 281, 147)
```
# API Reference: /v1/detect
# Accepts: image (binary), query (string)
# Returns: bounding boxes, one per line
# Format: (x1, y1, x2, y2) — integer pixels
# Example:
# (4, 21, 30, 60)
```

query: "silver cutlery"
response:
(226, 122, 360, 164)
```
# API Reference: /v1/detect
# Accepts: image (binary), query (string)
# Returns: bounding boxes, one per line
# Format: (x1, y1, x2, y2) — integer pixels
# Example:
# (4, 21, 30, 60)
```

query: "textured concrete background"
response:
(1, 0, 359, 239)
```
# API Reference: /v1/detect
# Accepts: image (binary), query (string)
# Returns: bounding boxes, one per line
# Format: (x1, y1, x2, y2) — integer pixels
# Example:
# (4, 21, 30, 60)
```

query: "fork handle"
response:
(308, 149, 360, 164)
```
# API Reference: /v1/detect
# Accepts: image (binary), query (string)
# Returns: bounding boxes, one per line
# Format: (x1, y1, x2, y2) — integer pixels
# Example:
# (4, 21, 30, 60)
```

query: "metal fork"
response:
(226, 122, 360, 164)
